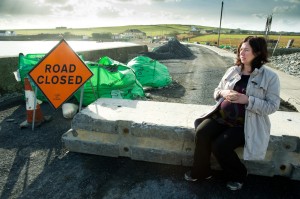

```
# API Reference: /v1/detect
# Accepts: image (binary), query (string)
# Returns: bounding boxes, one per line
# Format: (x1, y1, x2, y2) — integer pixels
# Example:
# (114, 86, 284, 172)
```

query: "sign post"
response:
(28, 39, 93, 109)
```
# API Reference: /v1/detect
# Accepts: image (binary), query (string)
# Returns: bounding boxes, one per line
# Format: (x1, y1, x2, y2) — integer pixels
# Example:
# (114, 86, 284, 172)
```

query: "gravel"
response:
(270, 52, 300, 78)
(0, 92, 24, 111)
(141, 39, 193, 60)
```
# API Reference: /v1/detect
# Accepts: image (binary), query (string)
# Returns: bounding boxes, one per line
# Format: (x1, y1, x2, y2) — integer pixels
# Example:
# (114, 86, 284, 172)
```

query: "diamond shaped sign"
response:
(28, 39, 93, 109)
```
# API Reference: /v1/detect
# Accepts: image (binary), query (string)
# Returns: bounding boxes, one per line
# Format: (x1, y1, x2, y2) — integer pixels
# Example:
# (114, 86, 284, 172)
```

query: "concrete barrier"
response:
(0, 44, 148, 95)
(62, 98, 300, 180)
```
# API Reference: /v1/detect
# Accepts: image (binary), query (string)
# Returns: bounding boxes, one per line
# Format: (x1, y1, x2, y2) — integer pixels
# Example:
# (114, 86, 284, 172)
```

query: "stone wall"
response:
(270, 48, 300, 56)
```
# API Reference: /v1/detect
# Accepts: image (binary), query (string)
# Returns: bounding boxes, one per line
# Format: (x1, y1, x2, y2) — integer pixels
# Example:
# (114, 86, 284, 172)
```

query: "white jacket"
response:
(195, 65, 280, 160)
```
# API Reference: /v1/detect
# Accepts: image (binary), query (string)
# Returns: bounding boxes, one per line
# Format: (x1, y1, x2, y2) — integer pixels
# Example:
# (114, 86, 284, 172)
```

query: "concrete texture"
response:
(62, 98, 300, 180)
(271, 68, 300, 112)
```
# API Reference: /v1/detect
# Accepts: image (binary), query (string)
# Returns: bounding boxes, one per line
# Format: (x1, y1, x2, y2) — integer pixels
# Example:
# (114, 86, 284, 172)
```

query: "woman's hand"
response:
(223, 90, 249, 104)
(220, 89, 231, 98)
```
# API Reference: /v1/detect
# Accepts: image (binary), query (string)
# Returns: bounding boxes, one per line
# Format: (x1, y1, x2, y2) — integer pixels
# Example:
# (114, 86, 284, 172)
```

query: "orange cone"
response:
(24, 78, 44, 124)
(20, 78, 50, 129)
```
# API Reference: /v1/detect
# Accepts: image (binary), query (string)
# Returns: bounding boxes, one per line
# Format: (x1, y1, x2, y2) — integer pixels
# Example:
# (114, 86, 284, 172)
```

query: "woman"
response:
(184, 36, 280, 191)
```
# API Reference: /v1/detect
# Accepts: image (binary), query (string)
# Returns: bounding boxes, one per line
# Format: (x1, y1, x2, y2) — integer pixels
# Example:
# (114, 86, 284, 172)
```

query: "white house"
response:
(121, 29, 146, 39)
(112, 33, 121, 40)
(82, 35, 89, 40)
(190, 26, 200, 35)
(0, 30, 16, 36)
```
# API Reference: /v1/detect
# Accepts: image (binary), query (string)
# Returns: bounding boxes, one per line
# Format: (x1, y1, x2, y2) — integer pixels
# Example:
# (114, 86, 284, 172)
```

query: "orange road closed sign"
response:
(28, 39, 93, 109)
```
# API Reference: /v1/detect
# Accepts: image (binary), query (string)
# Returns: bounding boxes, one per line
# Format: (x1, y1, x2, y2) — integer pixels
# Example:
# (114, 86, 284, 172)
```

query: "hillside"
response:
(8, 24, 300, 48)
(13, 24, 213, 36)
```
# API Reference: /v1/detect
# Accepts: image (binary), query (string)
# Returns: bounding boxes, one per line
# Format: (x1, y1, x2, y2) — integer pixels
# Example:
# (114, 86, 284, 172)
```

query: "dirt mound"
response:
(142, 39, 193, 60)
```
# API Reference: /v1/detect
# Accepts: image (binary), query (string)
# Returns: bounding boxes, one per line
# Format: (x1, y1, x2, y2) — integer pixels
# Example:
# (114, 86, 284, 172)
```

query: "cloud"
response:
(112, 0, 182, 5)
(154, 0, 182, 2)
(43, 0, 69, 4)
(252, 13, 267, 19)
(283, 0, 300, 3)
(96, 5, 123, 18)
(0, 0, 299, 31)
(272, 5, 296, 13)
(0, 0, 53, 15)
(112, 0, 152, 5)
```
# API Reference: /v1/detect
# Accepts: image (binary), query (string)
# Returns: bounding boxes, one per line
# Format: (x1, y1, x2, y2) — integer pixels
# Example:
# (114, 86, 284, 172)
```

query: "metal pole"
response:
(89, 79, 97, 101)
(272, 34, 281, 57)
(79, 85, 84, 112)
(217, 1, 224, 47)
(32, 86, 38, 131)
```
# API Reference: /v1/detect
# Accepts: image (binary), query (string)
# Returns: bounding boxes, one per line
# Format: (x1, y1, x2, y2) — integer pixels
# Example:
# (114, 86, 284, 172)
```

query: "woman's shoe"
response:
(226, 171, 247, 191)
(184, 171, 212, 182)
(226, 181, 243, 191)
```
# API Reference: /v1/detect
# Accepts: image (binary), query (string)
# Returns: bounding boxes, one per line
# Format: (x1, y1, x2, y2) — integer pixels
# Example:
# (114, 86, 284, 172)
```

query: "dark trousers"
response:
(191, 118, 247, 182)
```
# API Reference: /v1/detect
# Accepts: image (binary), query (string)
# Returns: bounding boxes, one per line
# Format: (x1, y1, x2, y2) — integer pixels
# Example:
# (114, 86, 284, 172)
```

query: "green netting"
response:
(18, 53, 48, 101)
(18, 53, 86, 102)
(127, 56, 172, 87)
(74, 56, 145, 106)
(18, 54, 146, 106)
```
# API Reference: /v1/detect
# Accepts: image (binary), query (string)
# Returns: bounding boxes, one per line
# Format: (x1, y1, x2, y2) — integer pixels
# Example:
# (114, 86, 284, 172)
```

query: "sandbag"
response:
(127, 56, 172, 88)
(62, 103, 79, 119)
(74, 56, 145, 106)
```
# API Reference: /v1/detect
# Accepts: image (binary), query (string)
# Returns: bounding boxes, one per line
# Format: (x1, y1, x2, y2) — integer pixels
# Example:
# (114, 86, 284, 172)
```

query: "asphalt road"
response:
(1, 45, 300, 199)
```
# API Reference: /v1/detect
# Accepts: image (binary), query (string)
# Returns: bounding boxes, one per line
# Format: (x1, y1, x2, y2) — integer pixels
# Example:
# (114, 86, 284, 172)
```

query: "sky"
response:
(0, 0, 299, 32)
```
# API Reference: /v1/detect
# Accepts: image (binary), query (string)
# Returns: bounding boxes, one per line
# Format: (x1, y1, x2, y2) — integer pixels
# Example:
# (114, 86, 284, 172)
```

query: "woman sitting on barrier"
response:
(184, 36, 280, 191)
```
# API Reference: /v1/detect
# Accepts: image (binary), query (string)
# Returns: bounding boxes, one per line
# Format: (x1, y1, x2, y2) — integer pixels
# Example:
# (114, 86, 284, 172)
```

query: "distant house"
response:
(112, 33, 121, 40)
(121, 29, 146, 39)
(212, 29, 220, 34)
(0, 30, 16, 36)
(201, 29, 214, 34)
(212, 29, 229, 34)
(190, 26, 200, 35)
(56, 27, 67, 30)
(82, 35, 89, 40)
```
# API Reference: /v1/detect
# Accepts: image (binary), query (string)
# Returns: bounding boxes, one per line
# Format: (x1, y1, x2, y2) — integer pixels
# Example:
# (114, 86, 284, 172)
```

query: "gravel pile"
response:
(270, 52, 300, 78)
(142, 39, 193, 60)
(0, 92, 23, 111)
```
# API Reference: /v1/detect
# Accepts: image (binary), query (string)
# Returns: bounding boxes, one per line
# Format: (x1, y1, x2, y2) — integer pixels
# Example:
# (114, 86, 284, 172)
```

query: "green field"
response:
(189, 34, 300, 48)
(13, 24, 211, 36)
(13, 24, 299, 48)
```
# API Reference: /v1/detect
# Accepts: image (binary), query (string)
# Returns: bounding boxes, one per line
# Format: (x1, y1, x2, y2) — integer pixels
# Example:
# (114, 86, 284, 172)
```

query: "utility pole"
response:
(217, 1, 224, 47)
(265, 14, 272, 42)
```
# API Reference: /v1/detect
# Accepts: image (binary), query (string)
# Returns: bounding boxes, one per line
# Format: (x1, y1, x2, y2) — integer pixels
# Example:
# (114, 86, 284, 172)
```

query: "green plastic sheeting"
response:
(127, 56, 172, 88)
(74, 56, 145, 106)
(18, 53, 48, 101)
(18, 54, 166, 107)
(18, 53, 86, 102)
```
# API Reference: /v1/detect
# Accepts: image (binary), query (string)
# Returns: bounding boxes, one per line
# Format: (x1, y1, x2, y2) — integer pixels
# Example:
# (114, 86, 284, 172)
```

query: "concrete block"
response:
(62, 98, 300, 180)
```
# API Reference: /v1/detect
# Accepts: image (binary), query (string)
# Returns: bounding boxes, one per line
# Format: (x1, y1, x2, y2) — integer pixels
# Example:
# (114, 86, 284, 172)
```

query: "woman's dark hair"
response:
(235, 36, 269, 71)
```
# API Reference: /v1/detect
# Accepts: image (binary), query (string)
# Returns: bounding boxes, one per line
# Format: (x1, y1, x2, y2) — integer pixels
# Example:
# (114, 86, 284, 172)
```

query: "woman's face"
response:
(239, 41, 256, 66)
